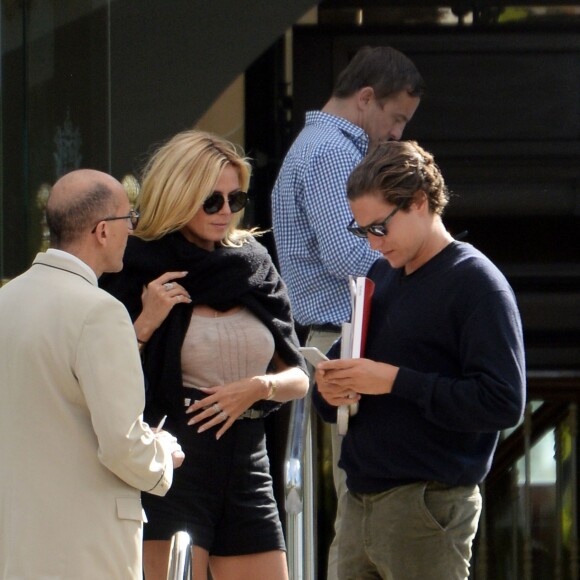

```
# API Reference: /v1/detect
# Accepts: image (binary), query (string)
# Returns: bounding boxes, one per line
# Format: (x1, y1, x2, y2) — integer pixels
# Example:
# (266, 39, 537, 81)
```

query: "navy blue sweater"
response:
(313, 241, 526, 493)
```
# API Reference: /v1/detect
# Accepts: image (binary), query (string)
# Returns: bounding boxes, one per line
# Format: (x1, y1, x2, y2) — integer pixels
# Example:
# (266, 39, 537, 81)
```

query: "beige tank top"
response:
(181, 307, 275, 390)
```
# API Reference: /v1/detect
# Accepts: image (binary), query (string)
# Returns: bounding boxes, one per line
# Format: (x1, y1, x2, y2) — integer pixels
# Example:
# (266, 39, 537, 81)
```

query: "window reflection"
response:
(1, 1, 111, 279)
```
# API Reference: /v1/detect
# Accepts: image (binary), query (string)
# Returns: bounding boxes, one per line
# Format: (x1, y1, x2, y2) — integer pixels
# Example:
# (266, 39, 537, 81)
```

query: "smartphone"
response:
(300, 346, 357, 434)
(299, 346, 329, 367)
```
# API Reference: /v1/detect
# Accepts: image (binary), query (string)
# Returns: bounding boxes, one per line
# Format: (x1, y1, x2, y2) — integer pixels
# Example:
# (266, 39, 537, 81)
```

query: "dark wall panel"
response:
(110, 0, 320, 176)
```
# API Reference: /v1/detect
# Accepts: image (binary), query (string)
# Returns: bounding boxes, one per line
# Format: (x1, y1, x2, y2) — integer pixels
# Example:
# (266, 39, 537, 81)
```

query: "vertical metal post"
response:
(285, 398, 305, 580)
(303, 412, 315, 580)
(523, 403, 533, 580)
(284, 394, 316, 580)
(511, 464, 520, 580)
(166, 531, 192, 580)
(570, 404, 579, 580)
(286, 505, 304, 579)
(555, 420, 563, 580)
(475, 481, 488, 580)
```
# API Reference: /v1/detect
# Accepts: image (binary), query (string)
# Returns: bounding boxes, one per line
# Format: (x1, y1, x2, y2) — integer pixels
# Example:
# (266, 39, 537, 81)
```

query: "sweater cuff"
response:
(391, 366, 431, 407)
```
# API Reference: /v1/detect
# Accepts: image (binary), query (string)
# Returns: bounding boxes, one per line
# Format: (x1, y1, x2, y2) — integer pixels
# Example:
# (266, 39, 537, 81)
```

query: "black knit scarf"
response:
(101, 232, 306, 423)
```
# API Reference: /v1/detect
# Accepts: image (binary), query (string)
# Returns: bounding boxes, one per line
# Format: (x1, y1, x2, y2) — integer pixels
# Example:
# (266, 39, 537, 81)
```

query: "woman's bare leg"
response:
(143, 540, 171, 580)
(210, 550, 288, 580)
(144, 540, 210, 580)
(192, 545, 210, 580)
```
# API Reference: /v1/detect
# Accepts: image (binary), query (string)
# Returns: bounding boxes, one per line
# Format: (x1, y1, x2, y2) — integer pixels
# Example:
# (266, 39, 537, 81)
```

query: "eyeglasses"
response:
(91, 209, 140, 233)
(347, 205, 401, 238)
(202, 191, 248, 215)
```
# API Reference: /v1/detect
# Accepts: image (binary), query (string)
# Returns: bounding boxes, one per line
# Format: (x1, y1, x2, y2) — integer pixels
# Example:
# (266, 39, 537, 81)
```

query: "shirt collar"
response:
(47, 248, 98, 286)
(305, 110, 369, 149)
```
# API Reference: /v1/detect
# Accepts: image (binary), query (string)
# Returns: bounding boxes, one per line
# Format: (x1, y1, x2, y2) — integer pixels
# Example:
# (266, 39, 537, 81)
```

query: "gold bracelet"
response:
(137, 339, 147, 353)
(266, 377, 279, 401)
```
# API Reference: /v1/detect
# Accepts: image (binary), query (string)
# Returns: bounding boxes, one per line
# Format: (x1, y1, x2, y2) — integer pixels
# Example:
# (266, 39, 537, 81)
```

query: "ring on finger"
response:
(212, 403, 221, 414)
(163, 282, 174, 291)
(219, 411, 227, 421)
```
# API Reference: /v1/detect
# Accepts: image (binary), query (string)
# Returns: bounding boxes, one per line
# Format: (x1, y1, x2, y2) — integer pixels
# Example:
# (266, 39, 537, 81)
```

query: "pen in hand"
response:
(154, 414, 184, 466)
(154, 415, 167, 433)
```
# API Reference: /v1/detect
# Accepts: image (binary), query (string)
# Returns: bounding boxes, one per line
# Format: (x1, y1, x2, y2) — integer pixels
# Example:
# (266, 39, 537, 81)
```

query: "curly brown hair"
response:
(347, 141, 449, 215)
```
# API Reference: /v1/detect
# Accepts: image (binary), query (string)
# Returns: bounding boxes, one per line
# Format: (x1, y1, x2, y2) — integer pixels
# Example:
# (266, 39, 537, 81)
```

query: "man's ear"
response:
(413, 190, 429, 212)
(357, 86, 375, 108)
(94, 222, 108, 245)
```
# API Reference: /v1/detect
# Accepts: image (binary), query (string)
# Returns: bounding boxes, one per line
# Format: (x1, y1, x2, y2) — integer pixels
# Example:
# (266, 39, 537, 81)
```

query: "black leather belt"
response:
(237, 408, 264, 420)
(184, 389, 264, 420)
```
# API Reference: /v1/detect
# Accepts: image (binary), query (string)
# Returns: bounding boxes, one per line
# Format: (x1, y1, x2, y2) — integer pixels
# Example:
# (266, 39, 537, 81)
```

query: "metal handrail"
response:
(166, 531, 192, 580)
(285, 397, 308, 515)
(284, 392, 316, 579)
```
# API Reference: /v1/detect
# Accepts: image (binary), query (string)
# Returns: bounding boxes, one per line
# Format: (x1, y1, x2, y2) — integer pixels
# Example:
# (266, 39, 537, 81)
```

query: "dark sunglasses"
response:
(202, 191, 248, 215)
(91, 209, 140, 233)
(347, 205, 401, 238)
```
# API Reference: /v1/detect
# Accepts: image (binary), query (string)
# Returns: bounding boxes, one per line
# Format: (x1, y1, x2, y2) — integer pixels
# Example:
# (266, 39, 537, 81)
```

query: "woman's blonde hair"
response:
(134, 130, 253, 246)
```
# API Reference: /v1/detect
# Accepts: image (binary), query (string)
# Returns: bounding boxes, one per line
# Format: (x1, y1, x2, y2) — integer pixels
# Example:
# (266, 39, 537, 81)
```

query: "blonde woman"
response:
(102, 130, 308, 580)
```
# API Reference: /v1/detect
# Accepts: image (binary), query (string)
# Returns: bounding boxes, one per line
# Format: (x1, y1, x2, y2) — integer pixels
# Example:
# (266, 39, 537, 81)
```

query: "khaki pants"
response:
(337, 482, 482, 580)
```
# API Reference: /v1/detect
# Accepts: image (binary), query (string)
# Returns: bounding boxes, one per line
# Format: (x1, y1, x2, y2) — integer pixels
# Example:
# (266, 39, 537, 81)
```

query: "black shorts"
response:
(142, 414, 285, 556)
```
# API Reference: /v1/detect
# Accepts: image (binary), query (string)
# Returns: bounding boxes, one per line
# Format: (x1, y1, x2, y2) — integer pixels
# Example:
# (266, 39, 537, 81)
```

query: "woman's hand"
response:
(315, 358, 398, 406)
(185, 377, 266, 440)
(185, 358, 308, 440)
(134, 271, 192, 342)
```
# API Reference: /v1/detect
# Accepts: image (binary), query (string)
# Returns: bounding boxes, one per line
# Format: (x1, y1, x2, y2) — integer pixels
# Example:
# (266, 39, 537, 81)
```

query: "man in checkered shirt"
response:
(271, 45, 424, 580)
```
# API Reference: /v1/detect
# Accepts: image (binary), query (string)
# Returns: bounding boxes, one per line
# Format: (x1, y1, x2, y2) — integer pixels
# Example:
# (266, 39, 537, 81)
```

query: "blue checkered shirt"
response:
(271, 111, 381, 326)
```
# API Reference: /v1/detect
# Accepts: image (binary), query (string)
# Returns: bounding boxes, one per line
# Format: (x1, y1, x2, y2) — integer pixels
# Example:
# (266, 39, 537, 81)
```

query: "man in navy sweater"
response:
(312, 140, 525, 580)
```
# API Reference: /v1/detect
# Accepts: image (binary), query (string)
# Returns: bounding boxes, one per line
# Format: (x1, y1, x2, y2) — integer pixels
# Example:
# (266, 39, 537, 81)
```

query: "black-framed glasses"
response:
(347, 205, 401, 238)
(202, 191, 248, 215)
(91, 209, 140, 233)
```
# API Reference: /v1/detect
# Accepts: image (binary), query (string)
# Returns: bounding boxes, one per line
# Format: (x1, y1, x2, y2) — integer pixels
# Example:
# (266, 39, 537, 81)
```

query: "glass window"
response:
(1, 1, 111, 281)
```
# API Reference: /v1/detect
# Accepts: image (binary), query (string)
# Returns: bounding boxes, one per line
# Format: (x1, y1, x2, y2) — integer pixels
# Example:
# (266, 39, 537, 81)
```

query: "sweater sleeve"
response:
(392, 289, 526, 432)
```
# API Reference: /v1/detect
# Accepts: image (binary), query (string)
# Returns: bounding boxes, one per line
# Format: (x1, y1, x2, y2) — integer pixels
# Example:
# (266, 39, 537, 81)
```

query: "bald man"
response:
(0, 169, 184, 579)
